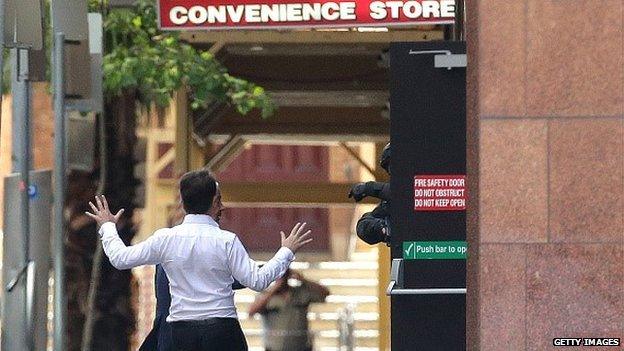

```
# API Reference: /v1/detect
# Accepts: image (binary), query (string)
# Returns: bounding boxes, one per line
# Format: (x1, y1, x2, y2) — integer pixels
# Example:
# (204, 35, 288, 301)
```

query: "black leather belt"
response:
(170, 317, 236, 327)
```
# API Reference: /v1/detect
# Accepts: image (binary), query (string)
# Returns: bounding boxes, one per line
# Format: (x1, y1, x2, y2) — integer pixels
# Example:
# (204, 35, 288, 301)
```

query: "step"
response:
(325, 285, 378, 296)
(297, 268, 379, 280)
(249, 348, 379, 351)
(235, 294, 378, 305)
(318, 278, 378, 287)
(288, 261, 378, 270)
(237, 304, 378, 317)
(234, 279, 378, 299)
(249, 261, 378, 280)
(240, 313, 380, 331)
(241, 318, 379, 331)
(235, 295, 378, 313)
(350, 250, 378, 262)
(239, 311, 379, 322)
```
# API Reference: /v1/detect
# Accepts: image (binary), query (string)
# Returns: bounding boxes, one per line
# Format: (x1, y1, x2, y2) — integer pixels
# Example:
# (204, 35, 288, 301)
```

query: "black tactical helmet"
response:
(380, 142, 390, 173)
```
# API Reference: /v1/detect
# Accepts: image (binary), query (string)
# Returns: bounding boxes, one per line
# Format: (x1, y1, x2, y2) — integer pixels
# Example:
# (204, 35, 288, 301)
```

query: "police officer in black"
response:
(348, 143, 391, 245)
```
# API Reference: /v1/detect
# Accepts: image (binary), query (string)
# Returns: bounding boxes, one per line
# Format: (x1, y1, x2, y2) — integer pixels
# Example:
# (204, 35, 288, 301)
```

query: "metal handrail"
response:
(385, 259, 467, 296)
(386, 280, 466, 295)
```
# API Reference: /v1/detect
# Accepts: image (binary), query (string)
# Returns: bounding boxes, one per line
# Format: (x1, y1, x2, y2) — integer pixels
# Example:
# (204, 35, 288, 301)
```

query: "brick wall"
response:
(0, 83, 55, 228)
(132, 265, 156, 349)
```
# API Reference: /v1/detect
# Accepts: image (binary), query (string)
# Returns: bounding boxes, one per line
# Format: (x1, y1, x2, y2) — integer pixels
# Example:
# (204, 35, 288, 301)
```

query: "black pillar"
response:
(389, 41, 467, 351)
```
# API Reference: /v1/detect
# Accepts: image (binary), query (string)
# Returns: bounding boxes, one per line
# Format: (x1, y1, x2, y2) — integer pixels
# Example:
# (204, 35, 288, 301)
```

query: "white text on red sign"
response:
(158, 0, 456, 30)
(414, 175, 466, 211)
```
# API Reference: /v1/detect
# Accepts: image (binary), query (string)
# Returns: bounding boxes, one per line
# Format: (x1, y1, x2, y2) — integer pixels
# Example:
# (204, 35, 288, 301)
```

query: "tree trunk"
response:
(66, 90, 139, 351)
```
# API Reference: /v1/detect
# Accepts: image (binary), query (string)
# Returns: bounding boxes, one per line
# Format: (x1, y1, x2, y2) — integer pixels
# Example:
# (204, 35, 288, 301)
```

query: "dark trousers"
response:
(170, 318, 248, 351)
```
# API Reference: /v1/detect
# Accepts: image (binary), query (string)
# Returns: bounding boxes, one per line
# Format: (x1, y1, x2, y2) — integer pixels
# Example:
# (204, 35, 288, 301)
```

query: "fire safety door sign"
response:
(414, 175, 466, 211)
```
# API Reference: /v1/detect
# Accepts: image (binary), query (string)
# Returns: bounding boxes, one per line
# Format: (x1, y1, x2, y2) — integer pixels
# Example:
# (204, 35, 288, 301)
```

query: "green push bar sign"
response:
(403, 241, 467, 259)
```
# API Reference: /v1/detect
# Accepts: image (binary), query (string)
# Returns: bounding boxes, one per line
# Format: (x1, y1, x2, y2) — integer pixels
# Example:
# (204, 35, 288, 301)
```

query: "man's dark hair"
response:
(179, 170, 217, 214)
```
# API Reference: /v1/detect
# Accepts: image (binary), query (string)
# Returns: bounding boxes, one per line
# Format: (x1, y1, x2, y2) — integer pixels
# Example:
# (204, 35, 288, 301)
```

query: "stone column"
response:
(467, 0, 623, 349)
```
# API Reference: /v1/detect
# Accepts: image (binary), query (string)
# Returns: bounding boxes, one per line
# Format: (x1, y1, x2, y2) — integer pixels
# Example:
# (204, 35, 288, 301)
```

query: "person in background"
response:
(248, 269, 330, 351)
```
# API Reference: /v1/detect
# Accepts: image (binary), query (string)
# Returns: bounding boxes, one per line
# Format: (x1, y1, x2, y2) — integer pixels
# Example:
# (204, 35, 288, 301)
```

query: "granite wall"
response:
(467, 0, 623, 349)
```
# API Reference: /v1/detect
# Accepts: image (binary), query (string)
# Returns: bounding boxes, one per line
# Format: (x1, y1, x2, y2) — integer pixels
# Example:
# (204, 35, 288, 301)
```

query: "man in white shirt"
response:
(86, 170, 312, 351)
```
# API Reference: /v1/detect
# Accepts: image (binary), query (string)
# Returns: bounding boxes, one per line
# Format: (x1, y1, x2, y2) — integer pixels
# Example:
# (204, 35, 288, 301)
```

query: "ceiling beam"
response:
(339, 142, 376, 179)
(224, 44, 386, 56)
(220, 182, 378, 206)
(242, 134, 389, 144)
(204, 106, 387, 135)
(269, 90, 389, 108)
(209, 41, 226, 55)
(211, 123, 389, 135)
(181, 30, 443, 45)
(205, 134, 389, 146)
(205, 135, 248, 173)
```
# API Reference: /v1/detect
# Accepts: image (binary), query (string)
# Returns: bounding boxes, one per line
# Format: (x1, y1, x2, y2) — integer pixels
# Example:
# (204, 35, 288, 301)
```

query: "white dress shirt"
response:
(98, 214, 295, 322)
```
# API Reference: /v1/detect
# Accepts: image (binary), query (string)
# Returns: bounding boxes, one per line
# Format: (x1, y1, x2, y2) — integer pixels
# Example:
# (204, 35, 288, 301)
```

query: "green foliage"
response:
(1, 0, 274, 117)
(100, 0, 275, 117)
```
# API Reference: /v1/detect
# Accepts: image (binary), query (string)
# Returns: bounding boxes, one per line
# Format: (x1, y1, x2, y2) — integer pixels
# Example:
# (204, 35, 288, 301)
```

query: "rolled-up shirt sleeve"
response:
(227, 236, 294, 292)
(99, 222, 164, 270)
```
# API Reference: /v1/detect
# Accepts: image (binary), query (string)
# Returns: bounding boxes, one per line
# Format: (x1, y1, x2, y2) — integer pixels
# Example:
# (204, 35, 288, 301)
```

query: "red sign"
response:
(158, 0, 455, 30)
(414, 175, 466, 211)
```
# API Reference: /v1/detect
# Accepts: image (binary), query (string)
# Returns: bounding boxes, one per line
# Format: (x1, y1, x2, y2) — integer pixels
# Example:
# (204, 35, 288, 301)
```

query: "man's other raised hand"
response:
(281, 222, 312, 253)
(85, 195, 125, 229)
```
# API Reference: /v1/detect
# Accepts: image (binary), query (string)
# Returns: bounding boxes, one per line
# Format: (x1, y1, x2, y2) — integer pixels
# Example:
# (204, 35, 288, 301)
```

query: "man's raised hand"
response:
(281, 222, 312, 253)
(85, 195, 125, 229)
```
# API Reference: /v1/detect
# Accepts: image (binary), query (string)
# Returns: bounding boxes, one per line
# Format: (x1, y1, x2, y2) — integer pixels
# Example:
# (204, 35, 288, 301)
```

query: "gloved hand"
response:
(348, 182, 371, 202)
(349, 181, 389, 202)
